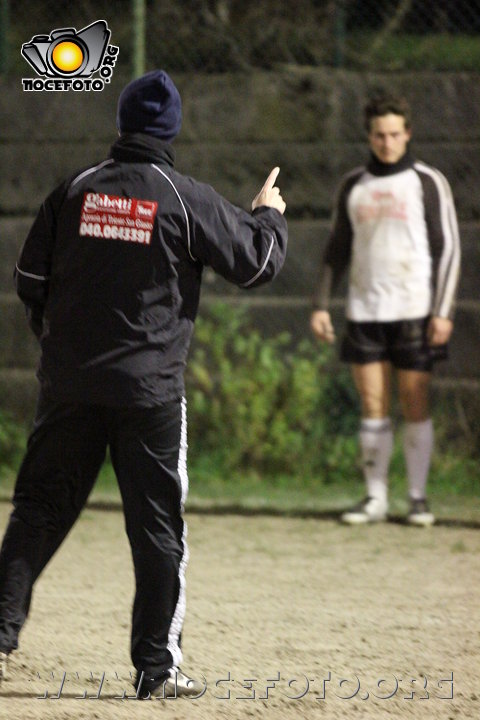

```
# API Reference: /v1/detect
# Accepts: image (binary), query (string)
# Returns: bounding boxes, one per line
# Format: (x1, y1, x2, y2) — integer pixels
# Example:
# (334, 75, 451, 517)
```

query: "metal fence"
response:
(2, 0, 480, 77)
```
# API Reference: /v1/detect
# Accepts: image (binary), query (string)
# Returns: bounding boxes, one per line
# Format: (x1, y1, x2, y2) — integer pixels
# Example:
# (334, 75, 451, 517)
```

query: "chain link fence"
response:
(2, 0, 480, 77)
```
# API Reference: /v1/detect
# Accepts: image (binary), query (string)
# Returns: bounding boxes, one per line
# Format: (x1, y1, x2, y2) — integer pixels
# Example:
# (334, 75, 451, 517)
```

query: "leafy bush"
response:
(1, 302, 477, 501)
(186, 302, 360, 482)
(186, 302, 480, 496)
(432, 390, 480, 463)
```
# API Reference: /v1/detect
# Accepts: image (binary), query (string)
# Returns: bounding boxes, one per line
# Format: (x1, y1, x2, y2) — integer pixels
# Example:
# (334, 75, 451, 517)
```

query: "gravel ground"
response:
(0, 502, 478, 720)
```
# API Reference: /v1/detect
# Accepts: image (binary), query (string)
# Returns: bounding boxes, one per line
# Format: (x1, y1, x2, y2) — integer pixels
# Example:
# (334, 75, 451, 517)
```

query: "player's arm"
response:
(310, 178, 354, 343)
(185, 168, 287, 289)
(310, 267, 336, 344)
(422, 169, 461, 345)
(14, 185, 63, 339)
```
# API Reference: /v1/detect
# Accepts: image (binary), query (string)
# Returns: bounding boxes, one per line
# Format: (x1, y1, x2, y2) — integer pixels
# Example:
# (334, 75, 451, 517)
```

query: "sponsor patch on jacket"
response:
(79, 192, 157, 245)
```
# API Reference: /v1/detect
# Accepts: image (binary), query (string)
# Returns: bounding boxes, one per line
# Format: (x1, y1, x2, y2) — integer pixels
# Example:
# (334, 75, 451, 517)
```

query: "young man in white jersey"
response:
(310, 94, 460, 526)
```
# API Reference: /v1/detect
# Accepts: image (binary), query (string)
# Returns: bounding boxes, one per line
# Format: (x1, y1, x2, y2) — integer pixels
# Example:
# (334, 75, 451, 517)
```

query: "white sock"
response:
(359, 418, 393, 504)
(404, 418, 434, 500)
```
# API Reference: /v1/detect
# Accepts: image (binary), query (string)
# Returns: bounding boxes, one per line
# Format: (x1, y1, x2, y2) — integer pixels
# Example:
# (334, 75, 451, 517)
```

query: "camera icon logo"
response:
(22, 20, 111, 78)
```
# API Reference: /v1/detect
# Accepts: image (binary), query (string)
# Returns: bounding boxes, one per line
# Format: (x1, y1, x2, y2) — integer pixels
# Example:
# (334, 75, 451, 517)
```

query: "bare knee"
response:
(398, 370, 430, 421)
(352, 362, 391, 419)
(359, 389, 388, 419)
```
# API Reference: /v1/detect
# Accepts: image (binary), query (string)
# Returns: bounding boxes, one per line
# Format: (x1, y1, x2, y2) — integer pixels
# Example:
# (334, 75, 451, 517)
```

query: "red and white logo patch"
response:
(79, 192, 157, 245)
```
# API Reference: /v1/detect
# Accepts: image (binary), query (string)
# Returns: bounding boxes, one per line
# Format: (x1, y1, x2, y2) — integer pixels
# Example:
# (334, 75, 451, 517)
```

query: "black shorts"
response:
(340, 317, 448, 371)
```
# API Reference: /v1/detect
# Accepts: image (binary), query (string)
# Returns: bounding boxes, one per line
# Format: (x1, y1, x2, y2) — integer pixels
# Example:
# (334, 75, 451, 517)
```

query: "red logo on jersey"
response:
(356, 191, 407, 223)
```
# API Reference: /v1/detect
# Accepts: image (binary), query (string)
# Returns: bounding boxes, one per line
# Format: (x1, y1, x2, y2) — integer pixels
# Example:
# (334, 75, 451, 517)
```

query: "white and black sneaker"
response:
(341, 496, 388, 525)
(0, 652, 8, 683)
(407, 498, 434, 527)
(135, 668, 205, 699)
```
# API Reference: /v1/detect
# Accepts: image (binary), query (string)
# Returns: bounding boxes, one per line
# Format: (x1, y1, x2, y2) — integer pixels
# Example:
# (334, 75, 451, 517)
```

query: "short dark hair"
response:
(364, 94, 412, 132)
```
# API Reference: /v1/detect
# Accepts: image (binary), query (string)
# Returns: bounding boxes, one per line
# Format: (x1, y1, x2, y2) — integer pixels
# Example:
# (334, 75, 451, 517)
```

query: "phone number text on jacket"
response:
(79, 221, 152, 244)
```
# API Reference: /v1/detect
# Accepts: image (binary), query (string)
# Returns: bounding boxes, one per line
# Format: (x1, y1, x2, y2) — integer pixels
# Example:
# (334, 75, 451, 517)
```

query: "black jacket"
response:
(15, 133, 288, 406)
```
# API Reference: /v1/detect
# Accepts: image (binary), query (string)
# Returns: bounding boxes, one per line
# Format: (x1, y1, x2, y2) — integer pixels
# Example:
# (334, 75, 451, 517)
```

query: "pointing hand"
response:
(252, 167, 286, 215)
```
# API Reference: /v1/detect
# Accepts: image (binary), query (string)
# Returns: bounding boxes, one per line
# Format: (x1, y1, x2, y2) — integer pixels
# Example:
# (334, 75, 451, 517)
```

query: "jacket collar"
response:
(109, 132, 175, 167)
(367, 149, 414, 177)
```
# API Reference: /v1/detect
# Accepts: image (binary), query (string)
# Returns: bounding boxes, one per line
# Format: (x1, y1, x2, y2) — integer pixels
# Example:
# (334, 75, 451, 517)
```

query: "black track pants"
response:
(0, 394, 189, 678)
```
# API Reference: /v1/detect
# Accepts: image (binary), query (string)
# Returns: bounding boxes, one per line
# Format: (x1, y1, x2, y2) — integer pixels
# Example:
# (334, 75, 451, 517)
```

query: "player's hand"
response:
(427, 316, 453, 346)
(310, 310, 336, 344)
(251, 167, 286, 215)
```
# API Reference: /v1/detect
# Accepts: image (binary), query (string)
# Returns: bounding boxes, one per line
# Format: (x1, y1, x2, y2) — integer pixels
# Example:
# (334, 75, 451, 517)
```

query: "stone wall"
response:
(1, 70, 479, 421)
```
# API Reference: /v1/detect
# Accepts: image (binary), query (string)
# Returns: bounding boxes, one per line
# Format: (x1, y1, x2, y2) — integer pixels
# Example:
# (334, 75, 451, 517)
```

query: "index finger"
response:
(262, 166, 280, 192)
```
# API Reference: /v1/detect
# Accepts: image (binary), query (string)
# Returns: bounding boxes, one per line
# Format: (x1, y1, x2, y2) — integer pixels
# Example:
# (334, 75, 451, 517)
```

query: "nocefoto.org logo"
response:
(21, 20, 119, 92)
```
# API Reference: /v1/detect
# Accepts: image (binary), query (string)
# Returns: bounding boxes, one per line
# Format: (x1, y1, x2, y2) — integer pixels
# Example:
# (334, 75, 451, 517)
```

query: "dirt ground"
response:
(0, 501, 478, 720)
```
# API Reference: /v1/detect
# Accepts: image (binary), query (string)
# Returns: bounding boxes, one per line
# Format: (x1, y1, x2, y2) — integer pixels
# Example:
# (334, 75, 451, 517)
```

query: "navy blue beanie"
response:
(116, 70, 182, 142)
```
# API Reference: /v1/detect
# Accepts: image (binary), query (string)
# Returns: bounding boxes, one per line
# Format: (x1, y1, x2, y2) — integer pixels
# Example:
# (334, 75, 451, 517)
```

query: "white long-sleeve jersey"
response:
(314, 152, 461, 322)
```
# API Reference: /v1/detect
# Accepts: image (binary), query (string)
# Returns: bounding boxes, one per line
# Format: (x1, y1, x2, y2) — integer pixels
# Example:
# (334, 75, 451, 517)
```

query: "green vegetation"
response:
(349, 33, 480, 72)
(0, 412, 26, 480)
(186, 302, 359, 482)
(1, 303, 479, 518)
(4, 0, 480, 76)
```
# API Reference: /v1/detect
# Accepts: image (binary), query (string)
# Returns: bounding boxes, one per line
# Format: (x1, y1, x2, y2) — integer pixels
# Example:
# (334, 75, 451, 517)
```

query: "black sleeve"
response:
(418, 168, 461, 319)
(184, 180, 288, 289)
(14, 182, 66, 338)
(312, 174, 357, 310)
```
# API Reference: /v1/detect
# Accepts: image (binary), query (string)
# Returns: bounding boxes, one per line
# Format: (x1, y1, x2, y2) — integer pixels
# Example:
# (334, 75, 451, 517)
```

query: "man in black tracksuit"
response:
(0, 70, 287, 697)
